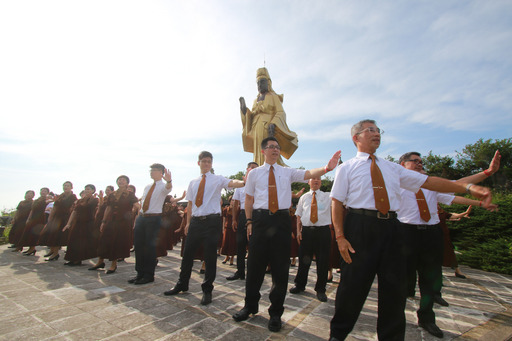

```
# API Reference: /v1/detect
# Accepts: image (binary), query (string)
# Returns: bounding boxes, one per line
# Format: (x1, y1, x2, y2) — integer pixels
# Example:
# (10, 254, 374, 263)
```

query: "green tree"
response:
(456, 138, 512, 191)
(422, 151, 462, 179)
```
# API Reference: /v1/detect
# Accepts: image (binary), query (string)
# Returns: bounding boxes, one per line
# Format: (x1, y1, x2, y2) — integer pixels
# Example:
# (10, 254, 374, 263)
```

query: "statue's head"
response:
(256, 67, 272, 94)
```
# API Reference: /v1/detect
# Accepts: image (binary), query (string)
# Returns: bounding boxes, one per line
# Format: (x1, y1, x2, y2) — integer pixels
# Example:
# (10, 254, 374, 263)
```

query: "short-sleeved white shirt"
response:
(295, 190, 332, 226)
(245, 163, 306, 210)
(140, 180, 172, 214)
(233, 187, 246, 208)
(330, 151, 428, 211)
(398, 188, 454, 225)
(186, 172, 231, 216)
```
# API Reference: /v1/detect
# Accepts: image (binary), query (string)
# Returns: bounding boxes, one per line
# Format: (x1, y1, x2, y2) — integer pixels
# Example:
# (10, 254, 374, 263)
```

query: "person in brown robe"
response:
(91, 176, 139, 273)
(8, 190, 35, 251)
(18, 187, 50, 255)
(221, 201, 236, 265)
(63, 184, 99, 266)
(39, 181, 77, 261)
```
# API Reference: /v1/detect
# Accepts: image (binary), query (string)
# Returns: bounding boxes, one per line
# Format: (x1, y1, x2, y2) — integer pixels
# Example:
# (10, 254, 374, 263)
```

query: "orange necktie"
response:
(195, 174, 206, 207)
(369, 154, 390, 214)
(416, 189, 431, 222)
(142, 182, 156, 212)
(268, 165, 278, 213)
(310, 191, 318, 224)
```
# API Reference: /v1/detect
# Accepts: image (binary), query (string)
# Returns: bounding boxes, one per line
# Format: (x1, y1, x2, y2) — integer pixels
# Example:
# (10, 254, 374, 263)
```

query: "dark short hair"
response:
(128, 185, 136, 193)
(63, 181, 73, 187)
(198, 151, 213, 161)
(41, 187, 50, 193)
(26, 190, 35, 196)
(261, 136, 279, 150)
(85, 184, 96, 193)
(150, 163, 165, 174)
(116, 175, 130, 184)
(106, 185, 115, 192)
(247, 162, 259, 168)
(399, 152, 421, 164)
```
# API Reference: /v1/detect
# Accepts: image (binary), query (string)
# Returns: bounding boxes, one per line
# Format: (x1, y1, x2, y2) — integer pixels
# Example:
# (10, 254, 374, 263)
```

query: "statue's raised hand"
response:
(239, 97, 247, 115)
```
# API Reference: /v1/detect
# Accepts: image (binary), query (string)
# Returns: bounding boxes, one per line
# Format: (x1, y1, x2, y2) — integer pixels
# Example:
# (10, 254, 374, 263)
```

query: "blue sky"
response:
(1, 0, 510, 210)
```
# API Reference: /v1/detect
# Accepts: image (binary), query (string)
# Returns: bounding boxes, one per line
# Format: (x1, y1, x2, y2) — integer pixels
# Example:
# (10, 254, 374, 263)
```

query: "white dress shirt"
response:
(233, 187, 246, 208)
(140, 180, 172, 214)
(186, 171, 231, 217)
(295, 190, 332, 226)
(398, 188, 454, 225)
(330, 151, 428, 211)
(245, 163, 306, 210)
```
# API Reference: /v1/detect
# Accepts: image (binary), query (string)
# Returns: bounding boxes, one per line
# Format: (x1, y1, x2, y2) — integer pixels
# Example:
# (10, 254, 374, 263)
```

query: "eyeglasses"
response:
(356, 127, 384, 135)
(265, 145, 281, 150)
(405, 159, 423, 165)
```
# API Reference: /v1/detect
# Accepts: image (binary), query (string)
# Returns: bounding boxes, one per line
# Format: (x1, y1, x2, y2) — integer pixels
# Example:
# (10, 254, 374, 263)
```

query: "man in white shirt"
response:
(329, 119, 492, 341)
(128, 163, 172, 285)
(226, 161, 259, 281)
(398, 151, 498, 339)
(289, 177, 332, 302)
(164, 151, 245, 305)
(233, 137, 341, 333)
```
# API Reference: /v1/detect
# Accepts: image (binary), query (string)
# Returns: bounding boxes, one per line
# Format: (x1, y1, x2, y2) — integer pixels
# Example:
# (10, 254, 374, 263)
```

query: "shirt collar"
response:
(356, 151, 380, 160)
(263, 162, 278, 170)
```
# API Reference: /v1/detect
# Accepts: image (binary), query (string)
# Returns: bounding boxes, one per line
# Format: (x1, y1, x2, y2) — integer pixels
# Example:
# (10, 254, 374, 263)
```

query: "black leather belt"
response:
(254, 209, 289, 216)
(302, 225, 329, 229)
(403, 223, 439, 230)
(140, 213, 162, 217)
(192, 213, 220, 220)
(348, 208, 397, 220)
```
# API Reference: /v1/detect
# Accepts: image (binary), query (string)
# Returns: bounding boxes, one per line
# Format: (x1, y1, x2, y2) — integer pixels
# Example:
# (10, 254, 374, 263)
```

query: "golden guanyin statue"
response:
(239, 67, 298, 166)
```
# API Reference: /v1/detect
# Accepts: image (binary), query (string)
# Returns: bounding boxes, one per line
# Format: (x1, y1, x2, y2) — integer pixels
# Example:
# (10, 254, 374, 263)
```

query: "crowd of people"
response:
(7, 119, 501, 340)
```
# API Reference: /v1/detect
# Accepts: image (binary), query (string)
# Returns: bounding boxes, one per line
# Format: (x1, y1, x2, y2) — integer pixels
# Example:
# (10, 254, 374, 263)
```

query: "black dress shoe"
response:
(268, 316, 282, 332)
(43, 252, 53, 257)
(419, 321, 444, 338)
(106, 266, 117, 274)
(164, 284, 188, 295)
(289, 286, 305, 294)
(433, 295, 449, 307)
(329, 337, 342, 341)
(232, 307, 257, 322)
(8, 244, 17, 248)
(45, 254, 60, 261)
(200, 292, 212, 305)
(226, 273, 245, 281)
(199, 269, 205, 274)
(134, 277, 154, 285)
(316, 292, 328, 302)
(128, 276, 142, 284)
(455, 272, 467, 279)
(88, 263, 105, 270)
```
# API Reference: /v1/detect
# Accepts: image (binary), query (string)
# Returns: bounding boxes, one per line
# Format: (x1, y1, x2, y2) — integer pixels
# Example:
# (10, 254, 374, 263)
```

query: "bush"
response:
(443, 192, 512, 275)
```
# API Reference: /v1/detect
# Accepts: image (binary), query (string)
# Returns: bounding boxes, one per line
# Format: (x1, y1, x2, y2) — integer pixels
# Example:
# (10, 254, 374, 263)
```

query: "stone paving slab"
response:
(0, 244, 511, 340)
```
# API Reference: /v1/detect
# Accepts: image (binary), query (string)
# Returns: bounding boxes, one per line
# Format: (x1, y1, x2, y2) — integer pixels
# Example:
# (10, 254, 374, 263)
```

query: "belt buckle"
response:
(269, 210, 275, 216)
(377, 212, 390, 219)
(417, 225, 427, 230)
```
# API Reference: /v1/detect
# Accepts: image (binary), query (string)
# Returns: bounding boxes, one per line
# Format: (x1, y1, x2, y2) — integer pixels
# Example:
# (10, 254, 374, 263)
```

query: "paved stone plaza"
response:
(0, 244, 511, 340)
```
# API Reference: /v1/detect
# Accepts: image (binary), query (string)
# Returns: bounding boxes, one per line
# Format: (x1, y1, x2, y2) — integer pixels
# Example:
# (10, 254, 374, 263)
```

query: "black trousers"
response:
(330, 212, 406, 341)
(403, 223, 443, 323)
(244, 209, 291, 318)
(178, 214, 222, 293)
(294, 225, 331, 293)
(235, 210, 248, 276)
(134, 215, 161, 280)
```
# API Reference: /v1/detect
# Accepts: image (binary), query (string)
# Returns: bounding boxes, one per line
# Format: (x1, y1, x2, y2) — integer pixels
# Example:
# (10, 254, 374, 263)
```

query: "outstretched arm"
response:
(305, 150, 342, 179)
